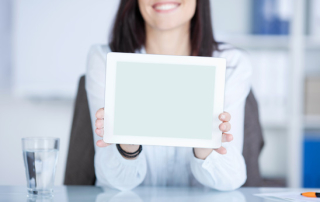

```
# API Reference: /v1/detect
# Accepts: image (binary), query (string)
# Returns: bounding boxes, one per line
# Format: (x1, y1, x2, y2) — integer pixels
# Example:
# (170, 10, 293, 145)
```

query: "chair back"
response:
(64, 76, 96, 185)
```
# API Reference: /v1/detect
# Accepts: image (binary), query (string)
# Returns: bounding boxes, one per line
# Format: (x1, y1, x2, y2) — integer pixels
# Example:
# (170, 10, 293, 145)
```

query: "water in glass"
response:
(23, 149, 58, 196)
(22, 137, 59, 198)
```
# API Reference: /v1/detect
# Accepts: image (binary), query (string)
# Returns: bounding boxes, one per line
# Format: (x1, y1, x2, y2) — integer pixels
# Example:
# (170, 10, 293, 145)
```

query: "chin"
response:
(151, 17, 189, 31)
(154, 21, 181, 31)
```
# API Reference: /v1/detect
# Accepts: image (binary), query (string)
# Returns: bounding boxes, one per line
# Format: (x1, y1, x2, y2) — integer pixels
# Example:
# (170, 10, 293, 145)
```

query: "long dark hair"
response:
(109, 0, 219, 56)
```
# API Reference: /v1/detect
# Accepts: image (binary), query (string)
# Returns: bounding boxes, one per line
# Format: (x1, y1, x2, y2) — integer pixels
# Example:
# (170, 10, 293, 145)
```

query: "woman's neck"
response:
(144, 23, 191, 56)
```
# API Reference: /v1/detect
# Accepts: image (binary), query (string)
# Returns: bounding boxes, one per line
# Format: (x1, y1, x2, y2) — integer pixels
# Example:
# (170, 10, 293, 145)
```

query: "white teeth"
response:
(155, 3, 178, 10)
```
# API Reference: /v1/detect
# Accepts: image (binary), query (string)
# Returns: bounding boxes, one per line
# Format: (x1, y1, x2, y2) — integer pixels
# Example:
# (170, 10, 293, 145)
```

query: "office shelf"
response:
(306, 37, 320, 50)
(216, 35, 290, 49)
(216, 35, 320, 50)
(262, 123, 287, 130)
(218, 0, 314, 188)
(304, 115, 320, 129)
(260, 115, 320, 130)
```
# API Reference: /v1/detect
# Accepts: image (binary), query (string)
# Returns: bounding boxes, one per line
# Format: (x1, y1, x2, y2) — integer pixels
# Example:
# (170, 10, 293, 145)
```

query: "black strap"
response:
(116, 144, 142, 158)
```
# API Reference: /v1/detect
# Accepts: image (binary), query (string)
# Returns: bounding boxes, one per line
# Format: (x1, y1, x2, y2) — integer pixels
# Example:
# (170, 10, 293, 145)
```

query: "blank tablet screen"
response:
(113, 61, 216, 140)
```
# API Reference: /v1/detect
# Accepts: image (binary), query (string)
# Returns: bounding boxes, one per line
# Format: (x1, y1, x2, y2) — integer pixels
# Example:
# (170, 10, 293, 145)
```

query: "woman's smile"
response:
(152, 1, 181, 13)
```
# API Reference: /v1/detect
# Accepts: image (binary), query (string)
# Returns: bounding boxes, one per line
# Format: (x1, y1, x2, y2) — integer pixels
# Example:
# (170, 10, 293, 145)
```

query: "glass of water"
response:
(22, 137, 59, 198)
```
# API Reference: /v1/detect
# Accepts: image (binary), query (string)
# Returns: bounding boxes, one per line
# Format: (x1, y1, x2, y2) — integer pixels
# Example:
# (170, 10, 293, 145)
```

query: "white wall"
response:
(211, 0, 252, 36)
(0, 0, 11, 90)
(12, 0, 119, 98)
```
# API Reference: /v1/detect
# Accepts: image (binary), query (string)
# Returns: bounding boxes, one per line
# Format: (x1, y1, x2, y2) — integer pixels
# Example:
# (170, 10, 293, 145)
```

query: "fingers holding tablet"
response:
(95, 128, 104, 137)
(95, 119, 104, 129)
(219, 112, 231, 122)
(96, 139, 111, 147)
(95, 108, 104, 131)
(219, 122, 231, 132)
(95, 108, 104, 119)
(95, 107, 109, 147)
(212, 133, 233, 155)
(222, 133, 233, 142)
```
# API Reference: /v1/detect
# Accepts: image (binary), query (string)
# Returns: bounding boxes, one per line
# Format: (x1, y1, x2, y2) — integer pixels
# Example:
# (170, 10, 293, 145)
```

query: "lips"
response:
(152, 2, 180, 12)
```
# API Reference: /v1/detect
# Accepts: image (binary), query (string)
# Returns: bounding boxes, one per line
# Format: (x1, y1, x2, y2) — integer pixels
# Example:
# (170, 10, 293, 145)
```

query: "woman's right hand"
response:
(95, 108, 140, 154)
(95, 108, 110, 147)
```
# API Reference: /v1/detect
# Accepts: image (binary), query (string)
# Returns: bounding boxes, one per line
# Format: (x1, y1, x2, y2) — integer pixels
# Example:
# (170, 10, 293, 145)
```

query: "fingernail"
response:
(221, 124, 226, 130)
(220, 115, 225, 120)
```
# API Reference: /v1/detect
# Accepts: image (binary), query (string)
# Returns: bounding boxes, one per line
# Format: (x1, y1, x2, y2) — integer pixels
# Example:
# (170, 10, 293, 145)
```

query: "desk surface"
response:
(1, 186, 320, 202)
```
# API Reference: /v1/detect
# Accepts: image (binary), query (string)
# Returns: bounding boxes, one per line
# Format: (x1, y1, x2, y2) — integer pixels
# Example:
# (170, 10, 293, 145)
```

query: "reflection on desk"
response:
(1, 186, 320, 202)
(96, 187, 245, 202)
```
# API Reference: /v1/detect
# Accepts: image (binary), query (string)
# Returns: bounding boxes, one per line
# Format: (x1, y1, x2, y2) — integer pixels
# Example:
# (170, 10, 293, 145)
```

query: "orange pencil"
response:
(301, 192, 320, 198)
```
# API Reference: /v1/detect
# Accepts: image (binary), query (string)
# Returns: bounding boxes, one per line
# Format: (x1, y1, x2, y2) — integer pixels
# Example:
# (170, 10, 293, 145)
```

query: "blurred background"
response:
(0, 0, 319, 188)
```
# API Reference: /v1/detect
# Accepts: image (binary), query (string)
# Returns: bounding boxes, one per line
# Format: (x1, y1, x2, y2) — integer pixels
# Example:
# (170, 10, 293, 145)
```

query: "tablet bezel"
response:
(103, 52, 226, 148)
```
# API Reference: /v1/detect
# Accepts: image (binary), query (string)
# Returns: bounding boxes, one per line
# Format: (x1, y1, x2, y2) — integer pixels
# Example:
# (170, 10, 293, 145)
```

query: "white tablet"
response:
(103, 52, 226, 148)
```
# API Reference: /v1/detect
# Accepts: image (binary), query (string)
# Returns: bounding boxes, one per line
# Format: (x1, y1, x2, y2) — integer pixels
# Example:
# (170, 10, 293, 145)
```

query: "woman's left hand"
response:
(193, 112, 233, 160)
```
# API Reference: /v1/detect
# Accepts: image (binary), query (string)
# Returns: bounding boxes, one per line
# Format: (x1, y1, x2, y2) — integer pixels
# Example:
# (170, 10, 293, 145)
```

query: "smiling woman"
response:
(86, 0, 252, 191)
(110, 0, 219, 56)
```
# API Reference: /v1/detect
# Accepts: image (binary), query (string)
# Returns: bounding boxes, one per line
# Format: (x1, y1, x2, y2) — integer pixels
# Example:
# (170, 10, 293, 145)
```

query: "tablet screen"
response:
(113, 61, 216, 140)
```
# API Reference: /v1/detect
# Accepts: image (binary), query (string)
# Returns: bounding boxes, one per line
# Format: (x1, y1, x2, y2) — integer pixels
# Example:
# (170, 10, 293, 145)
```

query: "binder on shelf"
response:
(303, 130, 320, 188)
(252, 0, 292, 35)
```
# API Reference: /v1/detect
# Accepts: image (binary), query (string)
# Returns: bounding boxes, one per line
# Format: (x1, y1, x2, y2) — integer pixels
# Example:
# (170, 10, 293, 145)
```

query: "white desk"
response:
(0, 186, 319, 202)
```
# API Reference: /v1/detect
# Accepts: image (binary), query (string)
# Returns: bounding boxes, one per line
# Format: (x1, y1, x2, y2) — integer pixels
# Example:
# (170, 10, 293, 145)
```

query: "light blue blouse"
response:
(85, 44, 252, 191)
